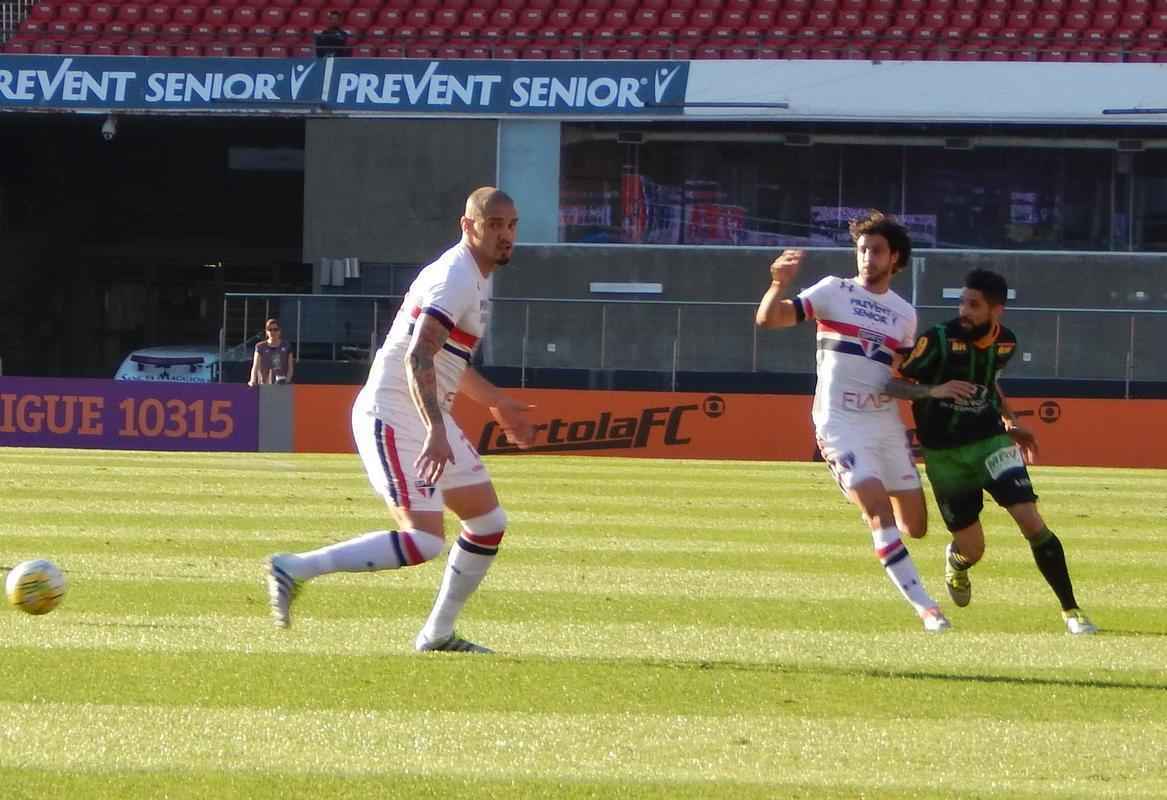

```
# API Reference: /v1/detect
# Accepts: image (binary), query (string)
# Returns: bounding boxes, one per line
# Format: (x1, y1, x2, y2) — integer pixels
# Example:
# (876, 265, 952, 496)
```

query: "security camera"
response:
(101, 115, 117, 141)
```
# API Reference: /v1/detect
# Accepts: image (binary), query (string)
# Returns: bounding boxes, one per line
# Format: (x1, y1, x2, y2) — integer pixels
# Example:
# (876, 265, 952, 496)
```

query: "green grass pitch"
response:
(0, 447, 1165, 799)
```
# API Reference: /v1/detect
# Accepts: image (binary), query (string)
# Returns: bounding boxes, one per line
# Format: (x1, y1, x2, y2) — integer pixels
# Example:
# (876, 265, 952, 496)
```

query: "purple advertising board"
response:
(0, 377, 258, 452)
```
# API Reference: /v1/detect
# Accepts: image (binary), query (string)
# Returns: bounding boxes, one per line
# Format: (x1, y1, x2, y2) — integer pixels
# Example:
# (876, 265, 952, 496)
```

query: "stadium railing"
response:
(222, 292, 1167, 393)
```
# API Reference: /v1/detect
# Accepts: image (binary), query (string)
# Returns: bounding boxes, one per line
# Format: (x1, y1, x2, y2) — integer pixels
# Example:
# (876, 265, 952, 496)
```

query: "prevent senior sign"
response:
(0, 56, 689, 115)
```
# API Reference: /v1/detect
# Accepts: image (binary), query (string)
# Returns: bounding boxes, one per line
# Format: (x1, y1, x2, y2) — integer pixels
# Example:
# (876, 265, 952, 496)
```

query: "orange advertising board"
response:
(292, 385, 1167, 468)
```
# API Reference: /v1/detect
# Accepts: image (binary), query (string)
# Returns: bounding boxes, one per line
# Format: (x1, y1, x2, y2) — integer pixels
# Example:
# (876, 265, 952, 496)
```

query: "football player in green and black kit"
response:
(887, 269, 1098, 635)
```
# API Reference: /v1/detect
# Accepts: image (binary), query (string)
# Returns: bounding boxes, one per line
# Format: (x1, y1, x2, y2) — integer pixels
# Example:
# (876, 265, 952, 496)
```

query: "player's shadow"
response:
(589, 657, 1167, 693)
(67, 621, 207, 630)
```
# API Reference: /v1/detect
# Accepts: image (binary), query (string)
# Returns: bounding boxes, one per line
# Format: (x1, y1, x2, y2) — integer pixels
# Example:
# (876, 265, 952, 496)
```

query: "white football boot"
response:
(266, 554, 302, 629)
(921, 606, 952, 634)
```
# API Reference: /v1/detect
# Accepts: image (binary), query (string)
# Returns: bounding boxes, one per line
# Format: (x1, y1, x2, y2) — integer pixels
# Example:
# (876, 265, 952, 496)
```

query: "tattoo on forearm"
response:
(884, 378, 933, 400)
(407, 350, 445, 429)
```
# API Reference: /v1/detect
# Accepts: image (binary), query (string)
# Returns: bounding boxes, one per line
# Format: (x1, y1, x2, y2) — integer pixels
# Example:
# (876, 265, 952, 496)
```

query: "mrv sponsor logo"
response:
(331, 61, 688, 113)
(478, 395, 724, 454)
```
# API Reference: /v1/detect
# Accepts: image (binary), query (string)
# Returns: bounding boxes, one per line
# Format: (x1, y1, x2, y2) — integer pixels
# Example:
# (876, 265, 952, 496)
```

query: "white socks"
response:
(871, 526, 937, 616)
(286, 529, 444, 580)
(419, 511, 506, 643)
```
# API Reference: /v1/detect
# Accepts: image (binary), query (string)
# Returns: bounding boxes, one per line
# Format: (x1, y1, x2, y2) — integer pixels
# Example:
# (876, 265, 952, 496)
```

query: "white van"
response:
(114, 337, 257, 383)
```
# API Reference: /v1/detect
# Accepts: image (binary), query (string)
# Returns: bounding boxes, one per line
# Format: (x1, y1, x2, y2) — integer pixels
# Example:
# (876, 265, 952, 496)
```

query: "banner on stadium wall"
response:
(292, 385, 818, 459)
(0, 56, 688, 114)
(291, 385, 1167, 469)
(0, 377, 258, 452)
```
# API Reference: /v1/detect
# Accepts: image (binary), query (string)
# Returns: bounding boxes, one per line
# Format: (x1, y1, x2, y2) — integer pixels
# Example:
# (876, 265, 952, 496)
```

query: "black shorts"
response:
(923, 434, 1039, 532)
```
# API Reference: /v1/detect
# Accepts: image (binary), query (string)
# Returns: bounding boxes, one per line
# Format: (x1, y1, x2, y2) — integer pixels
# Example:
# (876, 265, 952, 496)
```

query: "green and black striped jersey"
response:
(898, 319, 1018, 449)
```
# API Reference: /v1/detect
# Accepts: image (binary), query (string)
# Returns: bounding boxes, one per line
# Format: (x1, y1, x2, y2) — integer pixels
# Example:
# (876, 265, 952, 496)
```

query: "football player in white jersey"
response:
(265, 187, 535, 653)
(755, 211, 973, 632)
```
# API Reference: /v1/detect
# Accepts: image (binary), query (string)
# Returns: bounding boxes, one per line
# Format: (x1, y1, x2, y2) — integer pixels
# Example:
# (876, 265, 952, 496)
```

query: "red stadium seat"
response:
(231, 42, 258, 56)
(189, 22, 217, 40)
(160, 21, 187, 40)
(248, 24, 274, 42)
(983, 46, 1011, 59)
(782, 42, 810, 56)
(1039, 45, 1068, 58)
(898, 43, 924, 57)
(219, 22, 244, 41)
(377, 8, 405, 27)
(260, 7, 287, 26)
(404, 8, 431, 26)
(350, 42, 376, 55)
(25, 3, 51, 23)
(1090, 9, 1119, 29)
(1127, 48, 1155, 61)
(275, 24, 303, 41)
(1052, 27, 1079, 42)
(694, 43, 721, 57)
(231, 6, 258, 25)
(145, 42, 171, 55)
(518, 44, 546, 56)
(117, 4, 145, 23)
(144, 4, 170, 24)
(634, 7, 660, 25)
(60, 2, 85, 21)
(1112, 26, 1138, 44)
(840, 42, 867, 56)
(74, 20, 102, 39)
(377, 43, 405, 55)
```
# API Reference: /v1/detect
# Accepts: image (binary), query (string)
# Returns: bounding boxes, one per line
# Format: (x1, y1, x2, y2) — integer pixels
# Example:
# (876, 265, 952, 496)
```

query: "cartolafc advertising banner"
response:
(0, 56, 688, 114)
(290, 385, 1167, 469)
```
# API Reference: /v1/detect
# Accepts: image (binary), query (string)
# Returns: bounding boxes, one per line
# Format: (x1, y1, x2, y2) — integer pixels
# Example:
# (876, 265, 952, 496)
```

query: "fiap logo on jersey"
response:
(328, 60, 690, 114)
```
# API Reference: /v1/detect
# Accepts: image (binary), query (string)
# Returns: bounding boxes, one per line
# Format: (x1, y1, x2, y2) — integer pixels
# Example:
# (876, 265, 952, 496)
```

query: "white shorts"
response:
(352, 400, 491, 514)
(816, 419, 921, 495)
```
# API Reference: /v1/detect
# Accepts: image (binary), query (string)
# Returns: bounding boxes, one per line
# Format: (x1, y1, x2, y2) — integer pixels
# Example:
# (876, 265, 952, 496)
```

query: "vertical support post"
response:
(521, 302, 530, 389)
(1053, 313, 1061, 378)
(600, 304, 607, 369)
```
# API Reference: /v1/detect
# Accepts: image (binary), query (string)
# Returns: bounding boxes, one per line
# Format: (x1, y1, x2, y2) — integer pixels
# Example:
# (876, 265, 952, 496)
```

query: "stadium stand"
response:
(2, 0, 1164, 60)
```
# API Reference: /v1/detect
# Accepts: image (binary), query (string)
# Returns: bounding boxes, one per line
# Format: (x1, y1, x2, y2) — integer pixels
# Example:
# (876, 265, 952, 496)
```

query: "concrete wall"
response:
(303, 118, 499, 266)
(490, 245, 1167, 380)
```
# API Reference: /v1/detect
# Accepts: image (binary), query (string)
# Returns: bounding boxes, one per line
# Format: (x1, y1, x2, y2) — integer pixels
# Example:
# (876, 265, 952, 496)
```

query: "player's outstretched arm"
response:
(755, 249, 804, 329)
(459, 368, 535, 449)
(884, 377, 979, 401)
(406, 314, 455, 482)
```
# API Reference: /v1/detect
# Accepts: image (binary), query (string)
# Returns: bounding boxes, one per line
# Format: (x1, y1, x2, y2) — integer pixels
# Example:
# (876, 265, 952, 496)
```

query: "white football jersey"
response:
(795, 276, 917, 427)
(356, 241, 491, 416)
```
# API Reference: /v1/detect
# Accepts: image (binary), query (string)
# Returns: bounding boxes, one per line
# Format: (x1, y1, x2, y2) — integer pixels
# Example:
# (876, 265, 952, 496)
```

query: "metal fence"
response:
(222, 292, 1167, 391)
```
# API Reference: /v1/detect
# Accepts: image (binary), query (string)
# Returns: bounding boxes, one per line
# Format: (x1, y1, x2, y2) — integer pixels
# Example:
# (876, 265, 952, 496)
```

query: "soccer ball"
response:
(5, 559, 67, 615)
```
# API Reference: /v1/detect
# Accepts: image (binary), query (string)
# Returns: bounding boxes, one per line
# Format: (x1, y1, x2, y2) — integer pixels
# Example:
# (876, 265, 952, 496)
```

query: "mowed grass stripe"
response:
(2, 613, 1165, 674)
(1, 646, 1161, 722)
(0, 531, 1158, 577)
(1, 550, 1159, 608)
(0, 702, 1164, 797)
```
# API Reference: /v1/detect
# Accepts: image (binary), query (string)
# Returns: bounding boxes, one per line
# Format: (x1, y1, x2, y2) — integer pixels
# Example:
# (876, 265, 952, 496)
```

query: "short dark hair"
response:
(964, 268, 1009, 306)
(848, 210, 912, 273)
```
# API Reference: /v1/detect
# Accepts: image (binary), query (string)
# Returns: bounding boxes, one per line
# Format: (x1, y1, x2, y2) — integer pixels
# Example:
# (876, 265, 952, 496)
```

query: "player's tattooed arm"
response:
(883, 377, 980, 401)
(406, 314, 456, 483)
(405, 315, 449, 433)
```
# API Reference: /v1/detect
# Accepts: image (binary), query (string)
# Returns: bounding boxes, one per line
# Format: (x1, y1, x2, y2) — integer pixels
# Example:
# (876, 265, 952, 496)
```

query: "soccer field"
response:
(0, 448, 1164, 799)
